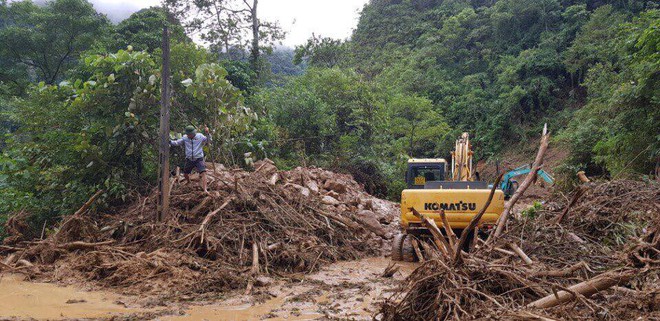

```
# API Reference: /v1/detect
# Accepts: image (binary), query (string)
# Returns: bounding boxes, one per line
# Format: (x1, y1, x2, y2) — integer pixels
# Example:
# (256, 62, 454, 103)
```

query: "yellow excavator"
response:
(391, 133, 505, 261)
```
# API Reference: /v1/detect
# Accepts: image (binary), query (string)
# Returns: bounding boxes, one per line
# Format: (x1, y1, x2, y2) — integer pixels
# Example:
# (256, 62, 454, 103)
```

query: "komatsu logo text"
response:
(424, 202, 477, 211)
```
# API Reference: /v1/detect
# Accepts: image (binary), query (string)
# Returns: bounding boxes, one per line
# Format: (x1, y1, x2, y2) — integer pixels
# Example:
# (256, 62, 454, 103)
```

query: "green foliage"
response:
(343, 0, 658, 177)
(267, 48, 306, 77)
(1, 47, 246, 230)
(181, 63, 256, 165)
(521, 201, 543, 218)
(253, 68, 450, 197)
(113, 7, 188, 52)
(0, 0, 111, 84)
(219, 60, 255, 93)
(294, 35, 347, 68)
(561, 10, 660, 176)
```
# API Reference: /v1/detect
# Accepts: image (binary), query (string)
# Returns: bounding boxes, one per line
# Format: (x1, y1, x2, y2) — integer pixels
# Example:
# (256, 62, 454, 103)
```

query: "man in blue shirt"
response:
(170, 125, 211, 193)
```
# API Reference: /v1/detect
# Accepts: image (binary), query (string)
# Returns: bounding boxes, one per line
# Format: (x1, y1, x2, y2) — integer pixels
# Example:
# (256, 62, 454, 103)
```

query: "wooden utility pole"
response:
(156, 24, 171, 221)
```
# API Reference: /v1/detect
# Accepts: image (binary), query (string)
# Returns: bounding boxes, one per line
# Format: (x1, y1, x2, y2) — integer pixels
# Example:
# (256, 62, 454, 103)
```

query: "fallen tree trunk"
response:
(491, 124, 550, 241)
(527, 270, 636, 309)
(73, 190, 104, 216)
(411, 207, 452, 259)
(509, 243, 533, 265)
(440, 210, 458, 249)
(59, 240, 115, 251)
(555, 185, 587, 224)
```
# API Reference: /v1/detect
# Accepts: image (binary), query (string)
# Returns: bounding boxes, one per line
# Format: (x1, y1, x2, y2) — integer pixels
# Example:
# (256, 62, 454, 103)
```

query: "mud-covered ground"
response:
(0, 257, 416, 321)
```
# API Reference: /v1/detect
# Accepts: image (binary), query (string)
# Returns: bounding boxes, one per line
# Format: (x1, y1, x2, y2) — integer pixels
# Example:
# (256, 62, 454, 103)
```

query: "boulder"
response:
(325, 190, 340, 199)
(254, 158, 277, 176)
(306, 180, 320, 194)
(355, 210, 390, 239)
(323, 180, 347, 194)
(321, 195, 340, 205)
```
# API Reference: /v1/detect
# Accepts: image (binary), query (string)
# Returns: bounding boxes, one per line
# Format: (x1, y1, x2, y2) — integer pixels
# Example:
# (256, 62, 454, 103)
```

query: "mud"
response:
(0, 257, 416, 321)
(0, 274, 154, 320)
(161, 257, 416, 321)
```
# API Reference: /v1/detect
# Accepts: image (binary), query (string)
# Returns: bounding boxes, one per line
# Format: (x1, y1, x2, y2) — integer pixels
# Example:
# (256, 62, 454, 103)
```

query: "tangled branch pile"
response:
(380, 180, 660, 320)
(1, 160, 398, 298)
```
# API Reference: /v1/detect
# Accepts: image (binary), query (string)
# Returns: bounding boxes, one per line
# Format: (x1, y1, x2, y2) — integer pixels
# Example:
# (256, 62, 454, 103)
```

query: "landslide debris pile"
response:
(1, 159, 398, 297)
(380, 180, 660, 320)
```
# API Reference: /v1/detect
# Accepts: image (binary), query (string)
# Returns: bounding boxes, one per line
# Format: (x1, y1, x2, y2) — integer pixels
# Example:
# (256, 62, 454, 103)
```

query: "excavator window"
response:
(407, 164, 445, 189)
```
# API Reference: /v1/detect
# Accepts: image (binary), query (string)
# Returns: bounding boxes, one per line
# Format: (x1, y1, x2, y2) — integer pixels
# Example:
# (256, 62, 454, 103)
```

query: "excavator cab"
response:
(405, 159, 447, 189)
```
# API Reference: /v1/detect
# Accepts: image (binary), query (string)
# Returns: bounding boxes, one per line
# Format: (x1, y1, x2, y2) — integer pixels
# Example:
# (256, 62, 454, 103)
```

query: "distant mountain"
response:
(267, 48, 306, 76)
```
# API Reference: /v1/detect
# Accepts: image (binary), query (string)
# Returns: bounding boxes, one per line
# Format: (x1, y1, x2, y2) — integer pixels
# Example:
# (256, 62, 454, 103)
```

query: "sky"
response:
(81, 0, 370, 47)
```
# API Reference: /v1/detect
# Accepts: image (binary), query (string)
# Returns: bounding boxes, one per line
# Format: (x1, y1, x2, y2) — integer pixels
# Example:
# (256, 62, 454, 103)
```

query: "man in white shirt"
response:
(170, 125, 211, 193)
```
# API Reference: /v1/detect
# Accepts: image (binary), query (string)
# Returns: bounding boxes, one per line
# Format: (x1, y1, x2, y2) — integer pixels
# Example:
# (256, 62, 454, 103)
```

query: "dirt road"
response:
(0, 256, 416, 321)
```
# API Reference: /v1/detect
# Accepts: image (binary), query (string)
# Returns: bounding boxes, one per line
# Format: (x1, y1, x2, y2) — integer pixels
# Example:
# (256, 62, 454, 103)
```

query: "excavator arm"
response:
(500, 164, 554, 198)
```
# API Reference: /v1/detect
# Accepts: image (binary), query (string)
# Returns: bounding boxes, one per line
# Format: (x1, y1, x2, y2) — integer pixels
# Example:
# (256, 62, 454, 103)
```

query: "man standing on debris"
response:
(170, 125, 211, 193)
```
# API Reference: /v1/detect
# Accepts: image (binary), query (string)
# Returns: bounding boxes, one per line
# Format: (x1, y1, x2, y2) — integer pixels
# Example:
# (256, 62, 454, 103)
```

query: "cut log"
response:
(190, 196, 212, 216)
(16, 259, 33, 268)
(568, 232, 586, 244)
(494, 247, 516, 256)
(245, 242, 260, 295)
(250, 242, 260, 274)
(527, 270, 635, 309)
(577, 171, 590, 183)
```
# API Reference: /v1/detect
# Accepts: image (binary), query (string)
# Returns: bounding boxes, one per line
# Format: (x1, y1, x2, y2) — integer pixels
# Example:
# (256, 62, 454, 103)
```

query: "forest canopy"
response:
(0, 0, 658, 236)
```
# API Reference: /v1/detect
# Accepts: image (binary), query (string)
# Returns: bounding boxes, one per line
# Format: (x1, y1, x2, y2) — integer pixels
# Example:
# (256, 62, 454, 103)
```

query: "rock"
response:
(306, 180, 320, 194)
(255, 276, 273, 287)
(254, 158, 277, 176)
(326, 190, 340, 199)
(355, 210, 390, 238)
(363, 199, 374, 210)
(323, 180, 347, 194)
(358, 209, 375, 217)
(268, 173, 279, 185)
(321, 195, 340, 205)
(300, 187, 311, 197)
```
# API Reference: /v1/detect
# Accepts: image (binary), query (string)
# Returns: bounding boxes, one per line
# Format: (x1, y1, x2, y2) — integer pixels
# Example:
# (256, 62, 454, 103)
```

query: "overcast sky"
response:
(83, 0, 369, 47)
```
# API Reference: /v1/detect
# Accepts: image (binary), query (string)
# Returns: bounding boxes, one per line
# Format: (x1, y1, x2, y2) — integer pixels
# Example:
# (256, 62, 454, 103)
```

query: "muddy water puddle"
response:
(1, 257, 417, 321)
(0, 274, 151, 320)
(161, 257, 417, 321)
